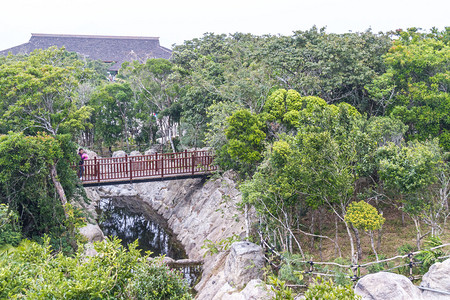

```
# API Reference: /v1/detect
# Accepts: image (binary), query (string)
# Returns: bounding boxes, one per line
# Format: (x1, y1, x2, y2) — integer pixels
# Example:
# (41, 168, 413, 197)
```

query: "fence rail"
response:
(79, 150, 217, 184)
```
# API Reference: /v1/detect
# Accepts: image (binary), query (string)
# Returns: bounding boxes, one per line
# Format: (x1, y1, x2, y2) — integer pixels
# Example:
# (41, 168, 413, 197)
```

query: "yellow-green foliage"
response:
(0, 237, 192, 299)
(264, 89, 303, 121)
(344, 201, 385, 231)
(271, 140, 292, 167)
(303, 277, 361, 300)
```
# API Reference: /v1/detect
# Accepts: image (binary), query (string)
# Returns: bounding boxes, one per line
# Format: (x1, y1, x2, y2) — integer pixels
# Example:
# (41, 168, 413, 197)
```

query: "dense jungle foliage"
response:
(0, 26, 449, 298)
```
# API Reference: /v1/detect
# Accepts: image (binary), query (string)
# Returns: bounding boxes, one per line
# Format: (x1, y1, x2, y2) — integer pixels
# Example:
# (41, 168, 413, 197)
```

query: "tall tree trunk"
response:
(310, 210, 315, 251)
(168, 120, 176, 153)
(319, 209, 323, 260)
(377, 227, 383, 252)
(413, 217, 422, 250)
(244, 204, 250, 239)
(49, 163, 68, 218)
(335, 215, 339, 257)
(344, 221, 357, 264)
(369, 231, 379, 261)
(351, 224, 362, 261)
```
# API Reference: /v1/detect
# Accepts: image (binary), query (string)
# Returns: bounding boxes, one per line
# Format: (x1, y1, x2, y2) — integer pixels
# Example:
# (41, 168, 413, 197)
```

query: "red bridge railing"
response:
(79, 150, 217, 184)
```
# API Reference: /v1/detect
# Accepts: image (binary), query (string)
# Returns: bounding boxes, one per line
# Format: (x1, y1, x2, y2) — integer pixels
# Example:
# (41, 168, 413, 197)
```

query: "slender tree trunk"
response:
(244, 204, 250, 239)
(413, 217, 422, 250)
(351, 224, 362, 261)
(310, 210, 315, 251)
(369, 231, 379, 261)
(319, 209, 323, 260)
(377, 227, 382, 252)
(49, 163, 68, 218)
(335, 215, 339, 257)
(344, 221, 357, 264)
(168, 120, 176, 153)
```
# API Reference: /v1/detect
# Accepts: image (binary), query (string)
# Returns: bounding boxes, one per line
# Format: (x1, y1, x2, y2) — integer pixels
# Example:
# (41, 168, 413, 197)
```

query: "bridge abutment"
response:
(84, 171, 271, 299)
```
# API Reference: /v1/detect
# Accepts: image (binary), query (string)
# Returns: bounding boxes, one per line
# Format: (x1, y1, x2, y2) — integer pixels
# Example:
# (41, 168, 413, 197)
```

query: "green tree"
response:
(243, 96, 372, 261)
(345, 201, 385, 260)
(368, 28, 450, 150)
(120, 58, 180, 151)
(0, 204, 21, 247)
(0, 47, 93, 136)
(90, 82, 135, 151)
(224, 109, 266, 178)
(0, 132, 78, 241)
(376, 139, 447, 248)
(257, 27, 391, 114)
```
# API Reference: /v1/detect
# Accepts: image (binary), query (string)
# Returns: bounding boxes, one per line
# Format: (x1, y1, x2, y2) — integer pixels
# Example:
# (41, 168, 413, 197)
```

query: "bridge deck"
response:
(79, 150, 216, 186)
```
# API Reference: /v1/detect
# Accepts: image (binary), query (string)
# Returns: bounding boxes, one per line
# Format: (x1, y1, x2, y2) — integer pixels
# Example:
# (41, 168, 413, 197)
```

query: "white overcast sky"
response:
(0, 0, 448, 51)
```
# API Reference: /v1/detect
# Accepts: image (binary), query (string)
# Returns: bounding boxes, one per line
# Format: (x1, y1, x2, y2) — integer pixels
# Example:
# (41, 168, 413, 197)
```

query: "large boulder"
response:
(355, 272, 423, 300)
(83, 149, 99, 160)
(112, 150, 126, 158)
(79, 224, 104, 243)
(144, 148, 158, 155)
(420, 258, 450, 299)
(224, 241, 265, 290)
(129, 151, 142, 156)
(239, 279, 274, 300)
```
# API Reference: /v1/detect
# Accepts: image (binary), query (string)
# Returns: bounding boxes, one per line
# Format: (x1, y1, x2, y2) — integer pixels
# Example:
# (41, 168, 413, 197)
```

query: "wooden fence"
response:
(79, 150, 216, 184)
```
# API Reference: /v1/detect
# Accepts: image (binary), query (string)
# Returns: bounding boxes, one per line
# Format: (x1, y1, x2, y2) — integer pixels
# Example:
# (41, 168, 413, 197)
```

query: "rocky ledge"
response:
(85, 170, 273, 299)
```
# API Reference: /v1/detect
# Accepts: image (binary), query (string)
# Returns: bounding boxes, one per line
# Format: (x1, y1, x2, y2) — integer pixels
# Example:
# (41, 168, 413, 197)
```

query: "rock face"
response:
(420, 259, 450, 299)
(224, 242, 265, 289)
(86, 170, 273, 299)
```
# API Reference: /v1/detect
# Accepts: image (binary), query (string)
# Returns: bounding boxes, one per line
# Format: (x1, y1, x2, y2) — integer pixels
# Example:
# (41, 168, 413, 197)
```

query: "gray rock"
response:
(83, 243, 98, 257)
(84, 149, 99, 160)
(224, 241, 265, 289)
(420, 258, 450, 299)
(355, 272, 423, 300)
(129, 150, 142, 156)
(211, 279, 273, 300)
(144, 148, 157, 155)
(240, 279, 274, 300)
(112, 150, 126, 158)
(79, 224, 104, 243)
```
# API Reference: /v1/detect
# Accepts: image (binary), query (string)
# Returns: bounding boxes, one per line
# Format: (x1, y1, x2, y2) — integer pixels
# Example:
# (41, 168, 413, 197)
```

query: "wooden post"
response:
(129, 156, 133, 182)
(161, 153, 164, 178)
(95, 157, 100, 183)
(155, 152, 158, 173)
(125, 154, 128, 181)
(191, 151, 196, 175)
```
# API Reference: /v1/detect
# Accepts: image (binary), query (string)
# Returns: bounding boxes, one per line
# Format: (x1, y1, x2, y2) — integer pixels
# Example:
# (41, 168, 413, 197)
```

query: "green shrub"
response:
(303, 277, 361, 300)
(0, 236, 192, 299)
(0, 204, 21, 247)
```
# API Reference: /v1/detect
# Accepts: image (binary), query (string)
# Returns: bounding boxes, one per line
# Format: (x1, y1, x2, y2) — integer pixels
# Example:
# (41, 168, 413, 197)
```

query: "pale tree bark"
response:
(368, 230, 379, 261)
(49, 163, 69, 218)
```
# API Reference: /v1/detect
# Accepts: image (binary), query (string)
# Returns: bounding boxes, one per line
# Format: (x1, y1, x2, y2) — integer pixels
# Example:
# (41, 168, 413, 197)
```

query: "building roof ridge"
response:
(31, 33, 160, 40)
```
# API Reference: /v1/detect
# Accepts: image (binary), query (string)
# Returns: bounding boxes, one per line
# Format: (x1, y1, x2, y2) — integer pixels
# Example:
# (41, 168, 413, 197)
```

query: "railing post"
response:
(129, 156, 133, 182)
(95, 157, 100, 183)
(155, 152, 158, 173)
(161, 153, 164, 178)
(184, 149, 188, 168)
(125, 154, 128, 180)
(191, 151, 196, 175)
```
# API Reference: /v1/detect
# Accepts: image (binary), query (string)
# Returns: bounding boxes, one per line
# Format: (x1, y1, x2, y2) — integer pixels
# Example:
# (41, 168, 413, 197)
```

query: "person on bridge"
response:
(78, 148, 89, 180)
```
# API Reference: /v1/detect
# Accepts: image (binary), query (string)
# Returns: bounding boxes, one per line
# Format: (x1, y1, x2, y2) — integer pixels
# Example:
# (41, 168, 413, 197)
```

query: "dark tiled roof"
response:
(0, 33, 172, 71)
